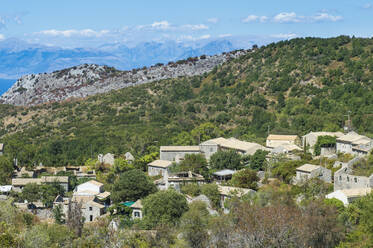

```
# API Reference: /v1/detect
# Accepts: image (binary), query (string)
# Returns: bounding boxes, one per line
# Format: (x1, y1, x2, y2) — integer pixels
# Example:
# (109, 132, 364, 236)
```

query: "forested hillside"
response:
(1, 35, 373, 166)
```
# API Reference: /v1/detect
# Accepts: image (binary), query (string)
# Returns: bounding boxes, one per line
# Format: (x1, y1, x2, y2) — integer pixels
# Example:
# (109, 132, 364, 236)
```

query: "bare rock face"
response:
(0, 50, 247, 106)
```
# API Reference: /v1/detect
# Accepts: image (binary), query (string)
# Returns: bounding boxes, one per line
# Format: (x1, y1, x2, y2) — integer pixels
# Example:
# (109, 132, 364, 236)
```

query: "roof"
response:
(303, 131, 344, 138)
(267, 134, 298, 141)
(337, 131, 371, 144)
(340, 188, 371, 198)
(0, 143, 3, 150)
(84, 180, 104, 187)
(213, 169, 236, 177)
(72, 195, 96, 203)
(296, 164, 320, 173)
(0, 185, 12, 192)
(85, 200, 105, 209)
(41, 176, 69, 183)
(122, 201, 135, 207)
(160, 146, 200, 152)
(125, 152, 135, 161)
(218, 185, 255, 197)
(202, 137, 268, 155)
(148, 160, 173, 168)
(97, 191, 111, 199)
(12, 178, 42, 186)
(131, 199, 143, 209)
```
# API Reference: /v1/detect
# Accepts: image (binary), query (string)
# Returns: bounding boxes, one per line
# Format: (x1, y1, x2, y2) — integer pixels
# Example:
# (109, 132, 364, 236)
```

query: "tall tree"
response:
(111, 169, 157, 203)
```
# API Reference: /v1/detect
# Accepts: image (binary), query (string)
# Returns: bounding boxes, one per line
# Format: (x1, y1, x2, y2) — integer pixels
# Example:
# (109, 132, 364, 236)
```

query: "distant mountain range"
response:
(0, 38, 253, 81)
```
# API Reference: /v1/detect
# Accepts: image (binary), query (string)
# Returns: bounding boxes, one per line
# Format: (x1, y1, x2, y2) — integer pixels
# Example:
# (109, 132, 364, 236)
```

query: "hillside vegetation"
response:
(1, 35, 373, 166)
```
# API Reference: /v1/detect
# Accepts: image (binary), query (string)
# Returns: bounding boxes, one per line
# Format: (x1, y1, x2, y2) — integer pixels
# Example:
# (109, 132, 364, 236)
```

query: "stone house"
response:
(294, 164, 332, 184)
(12, 176, 69, 192)
(334, 162, 373, 191)
(125, 152, 135, 164)
(14, 167, 35, 178)
(0, 143, 3, 155)
(155, 171, 205, 191)
(54, 195, 106, 222)
(336, 131, 373, 156)
(302, 131, 344, 154)
(147, 160, 173, 177)
(160, 146, 201, 162)
(326, 188, 371, 206)
(98, 153, 115, 166)
(266, 134, 300, 148)
(218, 185, 255, 210)
(130, 199, 143, 219)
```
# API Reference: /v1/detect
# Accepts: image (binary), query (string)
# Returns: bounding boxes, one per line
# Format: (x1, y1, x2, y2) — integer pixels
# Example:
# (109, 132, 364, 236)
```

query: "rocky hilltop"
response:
(0, 50, 247, 106)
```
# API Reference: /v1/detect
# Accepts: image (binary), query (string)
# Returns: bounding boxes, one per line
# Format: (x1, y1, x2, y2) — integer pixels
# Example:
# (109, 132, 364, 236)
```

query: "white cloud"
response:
(363, 3, 373, 9)
(207, 18, 219, 24)
(150, 21, 171, 30)
(37, 29, 110, 37)
(199, 34, 211, 39)
(182, 24, 209, 30)
(0, 34, 5, 40)
(273, 12, 301, 23)
(271, 33, 297, 39)
(242, 15, 268, 23)
(219, 34, 232, 38)
(312, 13, 342, 22)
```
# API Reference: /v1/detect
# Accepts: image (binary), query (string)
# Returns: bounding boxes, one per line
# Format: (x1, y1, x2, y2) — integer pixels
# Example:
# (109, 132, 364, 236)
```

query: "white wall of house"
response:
(82, 203, 103, 222)
(160, 150, 201, 162)
(76, 182, 103, 194)
(148, 166, 168, 177)
(336, 142, 352, 154)
(326, 191, 349, 206)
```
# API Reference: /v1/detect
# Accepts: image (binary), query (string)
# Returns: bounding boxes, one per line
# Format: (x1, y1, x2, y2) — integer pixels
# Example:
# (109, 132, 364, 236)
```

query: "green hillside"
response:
(2, 35, 373, 166)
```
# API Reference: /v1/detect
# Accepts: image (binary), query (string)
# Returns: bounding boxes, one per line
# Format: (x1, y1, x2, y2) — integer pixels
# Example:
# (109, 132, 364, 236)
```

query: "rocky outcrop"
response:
(0, 50, 247, 106)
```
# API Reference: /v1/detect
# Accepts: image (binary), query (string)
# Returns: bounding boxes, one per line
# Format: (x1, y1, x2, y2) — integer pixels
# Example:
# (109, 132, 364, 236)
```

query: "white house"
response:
(266, 135, 300, 148)
(336, 131, 373, 156)
(130, 199, 143, 219)
(0, 143, 3, 156)
(147, 160, 173, 177)
(326, 188, 371, 206)
(75, 180, 104, 195)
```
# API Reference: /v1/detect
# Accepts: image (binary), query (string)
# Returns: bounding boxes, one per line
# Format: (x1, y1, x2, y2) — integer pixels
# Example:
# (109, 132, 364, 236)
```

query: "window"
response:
(354, 178, 358, 183)
(210, 148, 213, 152)
(347, 177, 349, 182)
(89, 207, 92, 211)
(134, 211, 140, 217)
(90, 215, 93, 221)
(339, 176, 342, 181)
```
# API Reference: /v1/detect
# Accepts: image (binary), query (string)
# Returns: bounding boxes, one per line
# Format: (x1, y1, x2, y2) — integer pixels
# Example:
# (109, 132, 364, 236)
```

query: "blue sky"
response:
(1, 0, 373, 47)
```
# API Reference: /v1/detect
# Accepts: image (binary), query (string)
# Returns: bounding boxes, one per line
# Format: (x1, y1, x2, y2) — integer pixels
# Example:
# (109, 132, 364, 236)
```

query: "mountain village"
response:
(1, 122, 372, 225)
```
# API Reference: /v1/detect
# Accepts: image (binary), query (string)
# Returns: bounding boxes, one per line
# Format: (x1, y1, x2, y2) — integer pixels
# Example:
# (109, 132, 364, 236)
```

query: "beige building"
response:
(0, 143, 3, 155)
(266, 134, 300, 148)
(155, 171, 205, 191)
